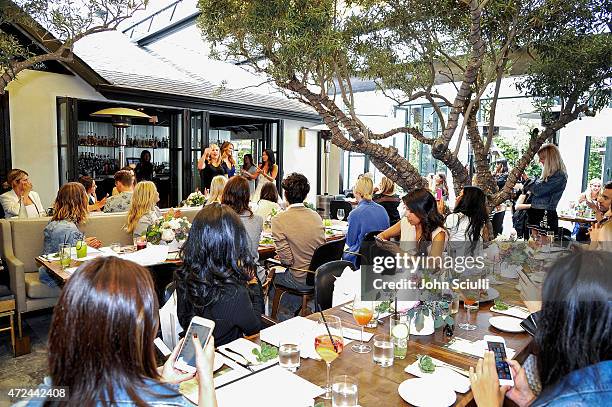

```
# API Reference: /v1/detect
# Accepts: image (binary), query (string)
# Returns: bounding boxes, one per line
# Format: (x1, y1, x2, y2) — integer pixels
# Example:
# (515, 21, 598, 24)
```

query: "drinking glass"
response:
(389, 315, 409, 359)
(351, 296, 373, 353)
(75, 240, 87, 259)
(546, 231, 555, 252)
(59, 244, 72, 269)
(372, 334, 394, 367)
(459, 289, 480, 331)
(331, 375, 358, 407)
(134, 236, 147, 251)
(315, 315, 344, 399)
(110, 242, 121, 253)
(278, 341, 300, 372)
(337, 208, 345, 221)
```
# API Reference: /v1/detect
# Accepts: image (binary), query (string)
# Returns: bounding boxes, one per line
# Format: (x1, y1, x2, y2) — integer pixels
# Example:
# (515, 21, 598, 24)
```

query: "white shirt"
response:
(0, 190, 45, 218)
(444, 212, 484, 256)
(254, 199, 282, 221)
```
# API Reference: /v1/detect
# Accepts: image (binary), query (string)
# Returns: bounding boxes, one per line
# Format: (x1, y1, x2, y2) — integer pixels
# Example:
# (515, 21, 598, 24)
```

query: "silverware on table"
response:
(222, 348, 254, 371)
(432, 360, 470, 377)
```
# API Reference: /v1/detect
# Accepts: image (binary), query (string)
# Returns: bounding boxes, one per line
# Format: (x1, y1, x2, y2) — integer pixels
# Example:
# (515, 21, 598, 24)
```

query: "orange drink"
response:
(352, 308, 373, 326)
(315, 334, 344, 363)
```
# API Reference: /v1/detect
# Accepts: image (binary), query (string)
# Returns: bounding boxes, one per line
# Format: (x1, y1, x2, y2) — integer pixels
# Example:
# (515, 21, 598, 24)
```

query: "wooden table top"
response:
(247, 279, 530, 407)
(558, 214, 597, 223)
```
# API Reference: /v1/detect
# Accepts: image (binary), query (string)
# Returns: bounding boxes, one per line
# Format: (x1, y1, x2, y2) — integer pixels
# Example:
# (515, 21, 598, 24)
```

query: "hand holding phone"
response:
(484, 335, 514, 386)
(174, 316, 215, 374)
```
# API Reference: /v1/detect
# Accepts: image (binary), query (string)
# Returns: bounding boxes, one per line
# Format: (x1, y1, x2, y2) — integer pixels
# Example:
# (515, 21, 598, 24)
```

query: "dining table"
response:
(557, 213, 597, 224)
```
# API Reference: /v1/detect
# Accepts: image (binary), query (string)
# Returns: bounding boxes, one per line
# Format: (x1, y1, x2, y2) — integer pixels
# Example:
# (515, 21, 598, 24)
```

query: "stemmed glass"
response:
(351, 296, 373, 353)
(337, 208, 345, 221)
(315, 315, 344, 399)
(459, 287, 480, 331)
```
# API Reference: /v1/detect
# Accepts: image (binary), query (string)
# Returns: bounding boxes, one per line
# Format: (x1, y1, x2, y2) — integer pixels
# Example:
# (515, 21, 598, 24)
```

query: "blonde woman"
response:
(578, 178, 602, 206)
(206, 175, 227, 206)
(343, 176, 390, 266)
(526, 144, 567, 233)
(198, 144, 227, 191)
(0, 169, 45, 218)
(41, 182, 102, 286)
(125, 181, 161, 239)
(373, 176, 401, 224)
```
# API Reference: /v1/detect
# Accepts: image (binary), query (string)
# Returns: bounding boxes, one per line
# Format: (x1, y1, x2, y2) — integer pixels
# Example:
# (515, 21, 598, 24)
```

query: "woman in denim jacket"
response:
(22, 257, 217, 407)
(40, 183, 102, 287)
(526, 144, 567, 234)
(470, 249, 612, 406)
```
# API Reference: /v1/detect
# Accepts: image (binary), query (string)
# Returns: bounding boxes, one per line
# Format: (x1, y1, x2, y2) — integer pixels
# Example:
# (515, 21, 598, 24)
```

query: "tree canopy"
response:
(198, 0, 611, 204)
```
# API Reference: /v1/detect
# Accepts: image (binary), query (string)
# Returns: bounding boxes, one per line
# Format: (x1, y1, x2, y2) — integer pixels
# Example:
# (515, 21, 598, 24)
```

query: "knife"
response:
(221, 348, 254, 372)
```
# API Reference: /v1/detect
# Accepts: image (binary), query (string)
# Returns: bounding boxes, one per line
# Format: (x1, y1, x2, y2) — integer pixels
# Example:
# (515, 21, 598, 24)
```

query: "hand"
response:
(588, 223, 602, 242)
(192, 334, 216, 392)
(97, 195, 108, 209)
(505, 360, 536, 407)
(469, 351, 509, 407)
(23, 180, 33, 196)
(160, 338, 196, 384)
(85, 236, 102, 249)
(376, 232, 387, 241)
(255, 166, 262, 174)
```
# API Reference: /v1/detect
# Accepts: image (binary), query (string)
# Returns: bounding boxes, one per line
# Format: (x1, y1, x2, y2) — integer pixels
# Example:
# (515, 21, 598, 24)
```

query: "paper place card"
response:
(121, 245, 169, 266)
(218, 337, 278, 372)
(447, 337, 516, 360)
(405, 357, 470, 393)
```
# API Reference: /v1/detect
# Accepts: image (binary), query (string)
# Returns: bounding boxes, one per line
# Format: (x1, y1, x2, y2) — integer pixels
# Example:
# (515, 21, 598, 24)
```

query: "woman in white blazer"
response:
(0, 169, 45, 218)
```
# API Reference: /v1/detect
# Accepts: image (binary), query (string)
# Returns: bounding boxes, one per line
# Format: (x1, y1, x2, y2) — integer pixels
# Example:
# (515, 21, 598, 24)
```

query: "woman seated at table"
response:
(445, 186, 489, 257)
(41, 182, 102, 287)
(78, 175, 107, 212)
(344, 176, 389, 266)
(205, 175, 227, 206)
(175, 204, 264, 346)
(221, 176, 264, 279)
(28, 256, 217, 407)
(470, 249, 612, 407)
(373, 176, 401, 225)
(254, 181, 281, 221)
(377, 188, 446, 259)
(125, 181, 161, 239)
(0, 169, 45, 218)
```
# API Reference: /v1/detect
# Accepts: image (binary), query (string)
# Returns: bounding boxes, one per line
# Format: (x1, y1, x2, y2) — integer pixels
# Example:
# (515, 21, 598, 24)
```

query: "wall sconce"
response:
(299, 127, 307, 147)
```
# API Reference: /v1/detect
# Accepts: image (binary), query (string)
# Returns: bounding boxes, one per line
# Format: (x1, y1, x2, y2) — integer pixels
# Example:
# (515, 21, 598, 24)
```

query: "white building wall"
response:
(282, 120, 319, 204)
(7, 69, 107, 207)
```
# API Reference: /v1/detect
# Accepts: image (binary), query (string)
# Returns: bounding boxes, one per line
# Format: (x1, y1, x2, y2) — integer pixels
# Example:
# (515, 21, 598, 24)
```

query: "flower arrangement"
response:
(183, 191, 206, 207)
(146, 210, 192, 245)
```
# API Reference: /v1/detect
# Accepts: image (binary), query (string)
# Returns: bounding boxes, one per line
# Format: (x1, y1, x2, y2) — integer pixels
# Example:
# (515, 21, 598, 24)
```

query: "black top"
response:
(200, 162, 227, 190)
(177, 281, 264, 347)
(373, 193, 401, 225)
(135, 162, 154, 182)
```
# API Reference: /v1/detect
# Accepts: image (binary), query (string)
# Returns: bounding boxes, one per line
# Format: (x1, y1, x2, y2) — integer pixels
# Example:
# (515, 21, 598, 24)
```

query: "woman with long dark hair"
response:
(175, 204, 264, 346)
(470, 250, 612, 406)
(34, 256, 217, 407)
(445, 186, 489, 256)
(135, 149, 154, 182)
(377, 188, 446, 257)
(239, 153, 258, 199)
(252, 149, 278, 201)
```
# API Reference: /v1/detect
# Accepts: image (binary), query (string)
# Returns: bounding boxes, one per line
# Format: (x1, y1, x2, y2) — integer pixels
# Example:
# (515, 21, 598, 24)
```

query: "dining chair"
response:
(314, 260, 354, 312)
(269, 238, 346, 319)
(329, 200, 353, 221)
(354, 230, 384, 268)
(0, 284, 16, 356)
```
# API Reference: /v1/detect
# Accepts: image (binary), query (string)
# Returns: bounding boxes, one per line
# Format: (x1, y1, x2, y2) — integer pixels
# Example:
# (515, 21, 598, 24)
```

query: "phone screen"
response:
(487, 341, 512, 381)
(176, 323, 212, 369)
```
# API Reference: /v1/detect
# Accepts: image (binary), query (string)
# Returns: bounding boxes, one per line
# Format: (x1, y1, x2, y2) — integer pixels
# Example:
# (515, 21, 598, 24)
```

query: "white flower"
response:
(161, 221, 171, 229)
(168, 218, 181, 230)
(161, 229, 176, 242)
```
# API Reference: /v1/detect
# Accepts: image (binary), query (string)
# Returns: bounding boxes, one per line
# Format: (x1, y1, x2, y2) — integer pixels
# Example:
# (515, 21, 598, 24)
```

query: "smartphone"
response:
(484, 335, 514, 386)
(174, 316, 215, 374)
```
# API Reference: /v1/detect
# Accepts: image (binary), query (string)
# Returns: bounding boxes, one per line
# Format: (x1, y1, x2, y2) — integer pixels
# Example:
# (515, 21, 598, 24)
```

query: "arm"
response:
(197, 148, 211, 170)
(377, 220, 402, 240)
(271, 218, 294, 266)
(345, 212, 361, 249)
(514, 194, 531, 211)
(236, 285, 262, 336)
(261, 164, 278, 182)
(429, 230, 446, 259)
(0, 192, 20, 217)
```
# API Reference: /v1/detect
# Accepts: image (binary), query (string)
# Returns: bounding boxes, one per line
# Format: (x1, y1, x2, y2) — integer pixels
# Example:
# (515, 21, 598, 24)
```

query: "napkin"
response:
(447, 337, 516, 359)
(121, 245, 169, 266)
(332, 266, 360, 307)
(63, 266, 78, 275)
(490, 305, 530, 320)
(218, 337, 278, 371)
(405, 357, 470, 393)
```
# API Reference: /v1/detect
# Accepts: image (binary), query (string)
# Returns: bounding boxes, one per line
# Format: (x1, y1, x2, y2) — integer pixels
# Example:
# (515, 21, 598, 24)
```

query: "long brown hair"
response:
(51, 182, 88, 225)
(222, 176, 252, 217)
(220, 141, 236, 166)
(47, 257, 173, 406)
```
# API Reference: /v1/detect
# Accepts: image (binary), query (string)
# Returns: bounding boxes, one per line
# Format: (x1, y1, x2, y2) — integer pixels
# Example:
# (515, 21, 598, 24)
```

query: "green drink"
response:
(390, 316, 409, 359)
(75, 240, 87, 259)
(59, 244, 72, 269)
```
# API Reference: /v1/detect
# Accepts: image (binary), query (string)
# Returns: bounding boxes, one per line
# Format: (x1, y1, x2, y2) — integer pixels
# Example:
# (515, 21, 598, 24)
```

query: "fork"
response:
(432, 360, 470, 377)
(223, 348, 255, 371)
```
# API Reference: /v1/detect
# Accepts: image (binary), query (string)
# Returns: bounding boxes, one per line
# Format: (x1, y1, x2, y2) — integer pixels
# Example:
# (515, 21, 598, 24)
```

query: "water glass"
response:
(278, 342, 300, 372)
(331, 375, 358, 407)
(450, 298, 460, 314)
(59, 244, 71, 269)
(110, 242, 121, 253)
(372, 334, 394, 367)
(389, 316, 409, 359)
(337, 208, 345, 221)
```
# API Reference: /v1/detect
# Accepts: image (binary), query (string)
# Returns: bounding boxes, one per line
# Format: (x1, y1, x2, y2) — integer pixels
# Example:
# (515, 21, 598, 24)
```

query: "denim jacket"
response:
(42, 220, 83, 255)
(532, 361, 612, 406)
(16, 376, 193, 406)
(529, 171, 567, 211)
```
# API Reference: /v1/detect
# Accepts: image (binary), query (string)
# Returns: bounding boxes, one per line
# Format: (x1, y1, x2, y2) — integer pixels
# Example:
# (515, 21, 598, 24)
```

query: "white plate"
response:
(489, 316, 525, 333)
(213, 353, 224, 371)
(398, 378, 456, 407)
(489, 305, 530, 320)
